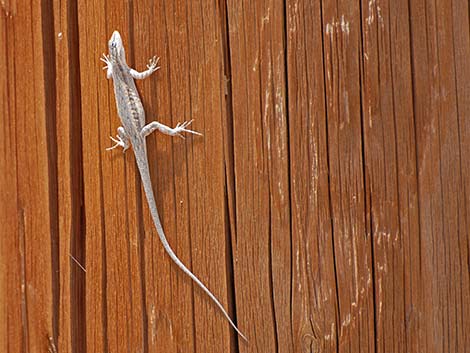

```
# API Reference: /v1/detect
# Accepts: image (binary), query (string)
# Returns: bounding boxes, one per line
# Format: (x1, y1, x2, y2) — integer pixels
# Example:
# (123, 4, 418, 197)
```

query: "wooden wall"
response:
(1, 0, 469, 352)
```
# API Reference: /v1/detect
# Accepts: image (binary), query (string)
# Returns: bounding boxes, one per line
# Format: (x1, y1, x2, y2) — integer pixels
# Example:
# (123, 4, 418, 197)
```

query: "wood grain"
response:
(322, 1, 376, 352)
(1, 0, 469, 352)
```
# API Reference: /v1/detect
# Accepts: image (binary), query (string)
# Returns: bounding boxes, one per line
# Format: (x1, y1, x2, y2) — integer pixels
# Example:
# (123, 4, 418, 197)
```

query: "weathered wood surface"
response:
(1, 0, 469, 352)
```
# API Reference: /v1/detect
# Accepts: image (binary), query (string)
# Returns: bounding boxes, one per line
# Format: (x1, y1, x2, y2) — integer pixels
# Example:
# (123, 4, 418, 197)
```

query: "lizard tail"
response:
(135, 154, 248, 342)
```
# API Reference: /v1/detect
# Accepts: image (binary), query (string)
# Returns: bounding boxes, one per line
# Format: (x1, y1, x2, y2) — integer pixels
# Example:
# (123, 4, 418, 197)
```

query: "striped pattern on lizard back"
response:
(112, 61, 146, 132)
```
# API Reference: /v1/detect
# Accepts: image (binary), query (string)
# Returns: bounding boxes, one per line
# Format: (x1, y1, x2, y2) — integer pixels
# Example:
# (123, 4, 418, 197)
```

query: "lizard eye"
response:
(111, 42, 117, 49)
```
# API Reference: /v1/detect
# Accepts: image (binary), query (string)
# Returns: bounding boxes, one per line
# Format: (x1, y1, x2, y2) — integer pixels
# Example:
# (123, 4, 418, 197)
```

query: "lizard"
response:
(101, 30, 247, 341)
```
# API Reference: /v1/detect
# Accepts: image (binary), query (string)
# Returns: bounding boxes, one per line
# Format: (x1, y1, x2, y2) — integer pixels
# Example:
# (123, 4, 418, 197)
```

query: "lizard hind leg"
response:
(106, 127, 130, 152)
(141, 119, 202, 139)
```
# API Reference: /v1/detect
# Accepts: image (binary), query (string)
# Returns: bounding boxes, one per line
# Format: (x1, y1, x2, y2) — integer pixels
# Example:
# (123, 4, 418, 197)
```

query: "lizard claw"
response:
(100, 53, 111, 64)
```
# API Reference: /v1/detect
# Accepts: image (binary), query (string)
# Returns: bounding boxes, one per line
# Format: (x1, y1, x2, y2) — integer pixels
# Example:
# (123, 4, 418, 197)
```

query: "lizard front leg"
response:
(106, 127, 130, 151)
(141, 119, 202, 139)
(130, 56, 160, 80)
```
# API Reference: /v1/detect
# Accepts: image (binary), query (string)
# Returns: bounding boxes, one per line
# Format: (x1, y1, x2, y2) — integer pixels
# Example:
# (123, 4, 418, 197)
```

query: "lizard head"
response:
(108, 31, 125, 61)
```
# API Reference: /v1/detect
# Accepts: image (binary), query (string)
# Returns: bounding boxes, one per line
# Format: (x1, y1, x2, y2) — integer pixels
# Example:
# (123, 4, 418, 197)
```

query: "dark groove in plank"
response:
(267, 198, 279, 353)
(220, 0, 240, 350)
(68, 0, 86, 351)
(41, 0, 60, 346)
(223, 178, 239, 352)
(221, 0, 238, 246)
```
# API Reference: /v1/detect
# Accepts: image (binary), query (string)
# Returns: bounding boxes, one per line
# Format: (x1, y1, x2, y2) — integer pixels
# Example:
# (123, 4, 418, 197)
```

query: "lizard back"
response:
(109, 57, 146, 136)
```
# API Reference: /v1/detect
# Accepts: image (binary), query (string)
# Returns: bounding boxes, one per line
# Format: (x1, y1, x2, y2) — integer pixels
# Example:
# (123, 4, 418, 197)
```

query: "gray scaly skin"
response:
(101, 31, 247, 341)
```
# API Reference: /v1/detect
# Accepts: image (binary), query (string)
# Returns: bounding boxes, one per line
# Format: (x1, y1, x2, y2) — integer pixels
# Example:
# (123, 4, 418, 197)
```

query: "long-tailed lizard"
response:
(101, 31, 247, 341)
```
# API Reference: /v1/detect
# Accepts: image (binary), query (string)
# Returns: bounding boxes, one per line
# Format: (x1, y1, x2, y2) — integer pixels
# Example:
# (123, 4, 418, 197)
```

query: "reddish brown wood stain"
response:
(1, 0, 469, 352)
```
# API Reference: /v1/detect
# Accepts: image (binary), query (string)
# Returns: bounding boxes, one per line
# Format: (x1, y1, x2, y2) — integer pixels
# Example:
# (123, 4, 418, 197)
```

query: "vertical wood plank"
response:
(321, 1, 375, 352)
(360, 0, 417, 352)
(226, 0, 291, 350)
(52, 0, 85, 352)
(133, 0, 235, 350)
(286, 0, 339, 351)
(451, 2, 470, 348)
(0, 0, 55, 352)
(183, 0, 236, 349)
(0, 8, 23, 353)
(78, 2, 114, 352)
(134, 2, 196, 351)
(409, 0, 470, 351)
(78, 2, 151, 350)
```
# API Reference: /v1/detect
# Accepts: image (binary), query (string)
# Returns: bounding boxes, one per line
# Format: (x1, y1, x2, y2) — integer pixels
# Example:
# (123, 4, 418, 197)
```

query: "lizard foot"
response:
(100, 53, 113, 78)
(100, 53, 111, 70)
(147, 56, 160, 74)
(171, 120, 203, 139)
(106, 135, 129, 152)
